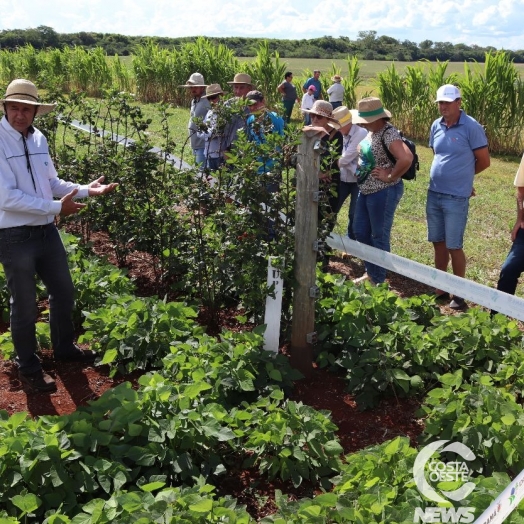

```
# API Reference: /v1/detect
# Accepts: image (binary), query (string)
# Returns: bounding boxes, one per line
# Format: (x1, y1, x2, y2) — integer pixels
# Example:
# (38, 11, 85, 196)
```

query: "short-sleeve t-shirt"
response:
(429, 110, 488, 197)
(280, 81, 297, 102)
(303, 77, 322, 99)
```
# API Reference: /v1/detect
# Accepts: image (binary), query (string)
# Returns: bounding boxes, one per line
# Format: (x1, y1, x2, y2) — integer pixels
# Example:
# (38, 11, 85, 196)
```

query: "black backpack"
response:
(380, 132, 419, 181)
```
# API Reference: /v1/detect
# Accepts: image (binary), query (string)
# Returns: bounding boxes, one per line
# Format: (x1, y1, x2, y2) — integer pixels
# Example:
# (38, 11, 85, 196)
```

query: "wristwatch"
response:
(387, 172, 392, 181)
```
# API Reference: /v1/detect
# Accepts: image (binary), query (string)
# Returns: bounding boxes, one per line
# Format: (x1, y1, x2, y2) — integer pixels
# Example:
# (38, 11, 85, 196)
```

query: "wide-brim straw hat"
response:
(303, 100, 339, 127)
(332, 74, 342, 82)
(179, 72, 207, 87)
(227, 73, 252, 85)
(352, 97, 391, 124)
(330, 106, 357, 128)
(1, 79, 56, 116)
(202, 83, 224, 98)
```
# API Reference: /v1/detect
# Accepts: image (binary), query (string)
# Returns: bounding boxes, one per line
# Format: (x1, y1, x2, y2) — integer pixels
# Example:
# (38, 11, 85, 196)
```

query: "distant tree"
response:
(36, 25, 60, 48)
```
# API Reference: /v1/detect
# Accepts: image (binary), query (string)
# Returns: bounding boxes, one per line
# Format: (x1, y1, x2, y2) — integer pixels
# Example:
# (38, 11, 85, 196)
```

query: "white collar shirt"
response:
(0, 116, 89, 228)
(339, 124, 368, 182)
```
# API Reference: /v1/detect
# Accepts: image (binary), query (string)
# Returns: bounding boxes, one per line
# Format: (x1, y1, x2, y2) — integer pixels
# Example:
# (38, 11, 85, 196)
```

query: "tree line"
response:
(1, 26, 524, 63)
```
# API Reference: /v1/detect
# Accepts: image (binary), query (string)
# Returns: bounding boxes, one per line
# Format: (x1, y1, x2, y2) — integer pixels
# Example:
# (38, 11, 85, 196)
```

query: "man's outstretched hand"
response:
(87, 176, 119, 196)
(60, 188, 86, 216)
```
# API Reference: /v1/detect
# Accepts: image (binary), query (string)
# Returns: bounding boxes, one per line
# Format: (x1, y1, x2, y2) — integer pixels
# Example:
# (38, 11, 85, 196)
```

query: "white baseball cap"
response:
(435, 84, 461, 102)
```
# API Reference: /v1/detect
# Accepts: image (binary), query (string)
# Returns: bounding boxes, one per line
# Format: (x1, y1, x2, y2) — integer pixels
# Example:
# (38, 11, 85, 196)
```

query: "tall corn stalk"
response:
(244, 41, 287, 109)
(0, 50, 19, 84)
(111, 55, 134, 93)
(377, 61, 457, 140)
(175, 37, 239, 105)
(133, 41, 178, 103)
(461, 52, 524, 154)
(343, 56, 362, 110)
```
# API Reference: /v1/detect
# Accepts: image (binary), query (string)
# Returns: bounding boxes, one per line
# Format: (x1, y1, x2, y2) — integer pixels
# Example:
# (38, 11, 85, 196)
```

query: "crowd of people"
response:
(178, 69, 516, 316)
(0, 72, 522, 393)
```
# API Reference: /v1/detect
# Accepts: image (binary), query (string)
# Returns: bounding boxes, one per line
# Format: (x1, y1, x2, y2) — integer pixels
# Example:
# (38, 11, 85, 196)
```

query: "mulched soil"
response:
(0, 230, 450, 519)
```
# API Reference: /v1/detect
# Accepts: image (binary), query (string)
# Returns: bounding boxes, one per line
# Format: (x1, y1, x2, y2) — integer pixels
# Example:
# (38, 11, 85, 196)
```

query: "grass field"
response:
(238, 58, 524, 84)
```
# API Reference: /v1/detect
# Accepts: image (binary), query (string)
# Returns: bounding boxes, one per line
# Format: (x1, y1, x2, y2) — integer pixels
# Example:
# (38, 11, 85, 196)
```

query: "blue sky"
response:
(1, 0, 523, 50)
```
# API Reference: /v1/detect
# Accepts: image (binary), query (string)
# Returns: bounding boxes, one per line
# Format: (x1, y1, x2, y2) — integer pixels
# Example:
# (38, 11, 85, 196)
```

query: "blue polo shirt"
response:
(429, 110, 488, 197)
(303, 77, 322, 100)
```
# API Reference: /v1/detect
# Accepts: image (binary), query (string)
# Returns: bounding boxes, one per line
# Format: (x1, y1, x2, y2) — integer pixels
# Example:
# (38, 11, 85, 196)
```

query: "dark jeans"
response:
(0, 223, 76, 373)
(282, 100, 294, 124)
(335, 180, 359, 239)
(497, 227, 524, 296)
(330, 101, 342, 109)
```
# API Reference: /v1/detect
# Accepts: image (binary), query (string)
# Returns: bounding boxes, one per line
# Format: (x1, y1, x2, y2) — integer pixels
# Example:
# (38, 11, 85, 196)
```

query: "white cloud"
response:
(0, 0, 523, 49)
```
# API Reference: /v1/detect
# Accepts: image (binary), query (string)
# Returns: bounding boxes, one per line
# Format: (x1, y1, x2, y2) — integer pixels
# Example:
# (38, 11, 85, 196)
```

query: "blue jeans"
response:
(193, 148, 206, 170)
(497, 227, 524, 296)
(354, 182, 404, 283)
(336, 181, 359, 239)
(426, 190, 469, 249)
(0, 224, 76, 373)
(330, 101, 342, 109)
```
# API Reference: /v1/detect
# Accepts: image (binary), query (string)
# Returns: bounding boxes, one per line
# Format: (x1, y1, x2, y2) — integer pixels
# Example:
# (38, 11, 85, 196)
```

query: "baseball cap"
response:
(435, 84, 461, 102)
(308, 85, 316, 92)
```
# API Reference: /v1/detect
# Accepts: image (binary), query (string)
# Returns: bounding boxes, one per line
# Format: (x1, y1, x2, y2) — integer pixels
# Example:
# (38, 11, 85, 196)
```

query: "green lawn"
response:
(238, 58, 524, 84)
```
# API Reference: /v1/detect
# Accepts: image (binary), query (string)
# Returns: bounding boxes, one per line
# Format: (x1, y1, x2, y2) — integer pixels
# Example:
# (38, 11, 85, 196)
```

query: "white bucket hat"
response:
(179, 72, 207, 87)
(1, 79, 57, 116)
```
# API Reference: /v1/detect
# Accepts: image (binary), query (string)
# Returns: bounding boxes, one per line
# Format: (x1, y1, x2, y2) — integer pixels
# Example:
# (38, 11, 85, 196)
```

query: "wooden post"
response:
(290, 131, 321, 378)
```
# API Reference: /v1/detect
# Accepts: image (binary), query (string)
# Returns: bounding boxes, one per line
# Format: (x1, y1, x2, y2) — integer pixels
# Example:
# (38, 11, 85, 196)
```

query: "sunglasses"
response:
(208, 95, 220, 101)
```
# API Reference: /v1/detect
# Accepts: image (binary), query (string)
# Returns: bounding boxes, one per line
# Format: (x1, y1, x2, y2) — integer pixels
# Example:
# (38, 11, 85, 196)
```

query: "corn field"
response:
(0, 42, 523, 154)
(377, 53, 524, 154)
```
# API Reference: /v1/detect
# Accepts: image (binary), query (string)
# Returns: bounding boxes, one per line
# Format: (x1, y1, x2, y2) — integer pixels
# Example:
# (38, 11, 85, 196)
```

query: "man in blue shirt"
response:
(427, 84, 490, 309)
(302, 70, 322, 101)
(245, 90, 284, 175)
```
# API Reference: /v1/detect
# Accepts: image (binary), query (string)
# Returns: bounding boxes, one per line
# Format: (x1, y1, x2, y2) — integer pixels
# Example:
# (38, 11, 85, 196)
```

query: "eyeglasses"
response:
(208, 95, 220, 101)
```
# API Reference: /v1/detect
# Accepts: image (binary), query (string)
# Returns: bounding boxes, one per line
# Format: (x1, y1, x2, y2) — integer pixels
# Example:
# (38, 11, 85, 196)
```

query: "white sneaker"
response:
(352, 274, 375, 286)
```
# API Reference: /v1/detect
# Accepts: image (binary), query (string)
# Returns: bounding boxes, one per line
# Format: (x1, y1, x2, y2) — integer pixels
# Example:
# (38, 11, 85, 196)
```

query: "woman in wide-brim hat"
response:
(1, 78, 56, 116)
(351, 96, 413, 285)
(303, 100, 340, 127)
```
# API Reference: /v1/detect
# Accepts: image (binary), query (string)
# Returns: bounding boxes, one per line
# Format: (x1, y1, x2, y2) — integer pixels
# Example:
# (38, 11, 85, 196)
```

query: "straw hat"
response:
(1, 79, 56, 116)
(303, 100, 339, 126)
(227, 73, 252, 85)
(202, 84, 224, 98)
(179, 72, 207, 87)
(352, 97, 391, 124)
(331, 106, 357, 128)
(331, 74, 342, 82)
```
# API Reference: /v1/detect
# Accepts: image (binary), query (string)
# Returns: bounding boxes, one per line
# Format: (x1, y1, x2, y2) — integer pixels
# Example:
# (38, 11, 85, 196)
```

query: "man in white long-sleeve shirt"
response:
(0, 79, 118, 392)
(331, 106, 367, 239)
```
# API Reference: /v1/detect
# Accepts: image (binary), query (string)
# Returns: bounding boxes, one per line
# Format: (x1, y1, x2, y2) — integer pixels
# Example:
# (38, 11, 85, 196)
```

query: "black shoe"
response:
(434, 292, 450, 302)
(449, 296, 468, 310)
(19, 369, 57, 392)
(55, 347, 97, 363)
